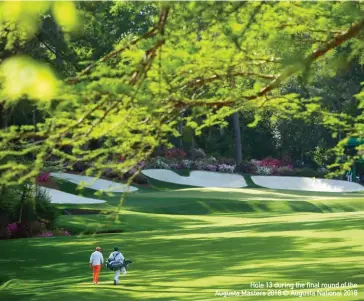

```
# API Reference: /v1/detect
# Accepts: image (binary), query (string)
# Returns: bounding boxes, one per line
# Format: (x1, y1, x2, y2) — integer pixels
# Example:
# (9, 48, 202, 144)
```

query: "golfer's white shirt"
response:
(90, 251, 104, 266)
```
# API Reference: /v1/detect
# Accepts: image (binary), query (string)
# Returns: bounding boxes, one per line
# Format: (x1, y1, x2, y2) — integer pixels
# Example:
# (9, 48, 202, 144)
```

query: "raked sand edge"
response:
(50, 172, 138, 192)
(142, 169, 247, 188)
(39, 187, 106, 204)
(251, 176, 364, 192)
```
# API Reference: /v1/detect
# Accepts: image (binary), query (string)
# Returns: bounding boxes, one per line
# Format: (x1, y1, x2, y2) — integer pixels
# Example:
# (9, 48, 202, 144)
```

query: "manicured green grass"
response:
(122, 187, 364, 215)
(54, 180, 364, 215)
(1, 210, 364, 301)
(57, 211, 207, 234)
(1, 178, 364, 300)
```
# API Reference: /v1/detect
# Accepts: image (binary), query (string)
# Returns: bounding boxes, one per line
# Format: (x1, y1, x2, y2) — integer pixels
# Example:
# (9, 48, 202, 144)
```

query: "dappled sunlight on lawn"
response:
(2, 199, 364, 300)
(175, 187, 364, 199)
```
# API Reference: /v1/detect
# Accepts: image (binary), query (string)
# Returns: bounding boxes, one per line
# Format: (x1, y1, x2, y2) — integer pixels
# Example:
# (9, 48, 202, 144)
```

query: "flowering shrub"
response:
(169, 162, 183, 170)
(38, 229, 71, 237)
(191, 161, 236, 173)
(190, 148, 206, 159)
(169, 159, 194, 170)
(192, 160, 204, 170)
(218, 164, 236, 173)
(236, 162, 257, 174)
(7, 223, 18, 234)
(255, 158, 286, 168)
(145, 157, 235, 173)
(256, 166, 274, 175)
(37, 172, 50, 183)
(276, 166, 295, 176)
(164, 148, 187, 159)
(205, 156, 217, 163)
(202, 164, 217, 171)
(39, 231, 54, 237)
(53, 229, 71, 236)
(251, 158, 294, 175)
(181, 159, 193, 169)
(145, 157, 170, 169)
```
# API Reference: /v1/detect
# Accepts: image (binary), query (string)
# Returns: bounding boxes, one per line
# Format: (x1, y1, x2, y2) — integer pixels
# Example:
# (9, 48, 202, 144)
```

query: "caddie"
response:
(108, 247, 127, 285)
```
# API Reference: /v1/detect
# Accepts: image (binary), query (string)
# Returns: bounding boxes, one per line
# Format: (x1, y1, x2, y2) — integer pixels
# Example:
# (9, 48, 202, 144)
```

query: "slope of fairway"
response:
(49, 180, 364, 216)
(142, 169, 247, 188)
(2, 182, 364, 301)
(121, 187, 364, 215)
(1, 209, 364, 301)
(252, 176, 363, 192)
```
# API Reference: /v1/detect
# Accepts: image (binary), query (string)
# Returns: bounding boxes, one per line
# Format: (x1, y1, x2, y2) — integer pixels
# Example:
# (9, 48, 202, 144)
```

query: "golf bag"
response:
(106, 252, 133, 271)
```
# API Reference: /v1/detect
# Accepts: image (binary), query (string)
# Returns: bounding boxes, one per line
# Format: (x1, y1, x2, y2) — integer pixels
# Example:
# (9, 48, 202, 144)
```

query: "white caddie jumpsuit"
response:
(108, 251, 126, 284)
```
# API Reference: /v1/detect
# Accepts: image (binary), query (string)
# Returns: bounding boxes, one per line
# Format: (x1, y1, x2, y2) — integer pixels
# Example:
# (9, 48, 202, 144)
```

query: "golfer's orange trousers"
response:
(93, 265, 101, 284)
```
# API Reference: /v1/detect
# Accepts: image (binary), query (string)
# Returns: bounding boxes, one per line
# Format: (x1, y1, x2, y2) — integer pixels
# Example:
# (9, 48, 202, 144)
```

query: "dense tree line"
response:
(0, 1, 363, 186)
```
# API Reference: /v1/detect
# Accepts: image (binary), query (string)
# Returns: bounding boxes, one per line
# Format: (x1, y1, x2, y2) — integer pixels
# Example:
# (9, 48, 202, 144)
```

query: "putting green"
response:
(1, 182, 364, 301)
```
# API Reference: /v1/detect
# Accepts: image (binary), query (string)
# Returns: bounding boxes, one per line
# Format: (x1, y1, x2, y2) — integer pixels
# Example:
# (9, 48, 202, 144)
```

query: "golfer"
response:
(109, 247, 126, 285)
(89, 247, 104, 285)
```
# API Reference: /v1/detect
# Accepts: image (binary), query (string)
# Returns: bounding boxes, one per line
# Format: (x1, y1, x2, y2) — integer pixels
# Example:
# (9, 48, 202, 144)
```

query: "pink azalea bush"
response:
(145, 157, 170, 169)
(164, 148, 187, 159)
(37, 172, 50, 183)
(145, 157, 236, 173)
(251, 158, 293, 175)
(7, 223, 18, 232)
(218, 164, 236, 173)
(202, 164, 218, 171)
(38, 229, 71, 237)
(144, 149, 235, 174)
(39, 231, 54, 237)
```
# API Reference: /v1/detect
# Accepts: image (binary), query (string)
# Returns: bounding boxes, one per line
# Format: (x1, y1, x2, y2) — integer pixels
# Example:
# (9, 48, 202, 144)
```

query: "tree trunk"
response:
(232, 112, 243, 165)
(2, 106, 8, 129)
(55, 26, 63, 69)
(18, 188, 27, 224)
(178, 117, 183, 148)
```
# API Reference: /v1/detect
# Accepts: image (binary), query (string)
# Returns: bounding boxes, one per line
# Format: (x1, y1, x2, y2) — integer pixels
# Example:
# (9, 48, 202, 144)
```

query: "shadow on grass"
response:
(1, 211, 364, 301)
(54, 179, 364, 218)
(57, 212, 210, 235)
(123, 196, 364, 215)
(1, 233, 362, 301)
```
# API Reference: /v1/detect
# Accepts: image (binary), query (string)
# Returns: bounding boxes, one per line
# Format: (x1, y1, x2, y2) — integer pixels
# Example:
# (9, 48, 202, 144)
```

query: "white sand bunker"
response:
(142, 169, 247, 188)
(40, 187, 106, 204)
(251, 176, 364, 192)
(50, 172, 138, 192)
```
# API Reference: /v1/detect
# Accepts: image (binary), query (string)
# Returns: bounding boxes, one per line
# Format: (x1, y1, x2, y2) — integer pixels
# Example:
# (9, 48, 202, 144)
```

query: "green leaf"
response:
(52, 1, 79, 32)
(0, 56, 59, 102)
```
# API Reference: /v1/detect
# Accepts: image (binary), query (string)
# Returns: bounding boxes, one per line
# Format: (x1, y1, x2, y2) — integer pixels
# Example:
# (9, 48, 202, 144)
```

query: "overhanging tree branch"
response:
(183, 71, 277, 89)
(257, 18, 364, 99)
(66, 8, 170, 85)
(63, 8, 170, 138)
(176, 18, 364, 108)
